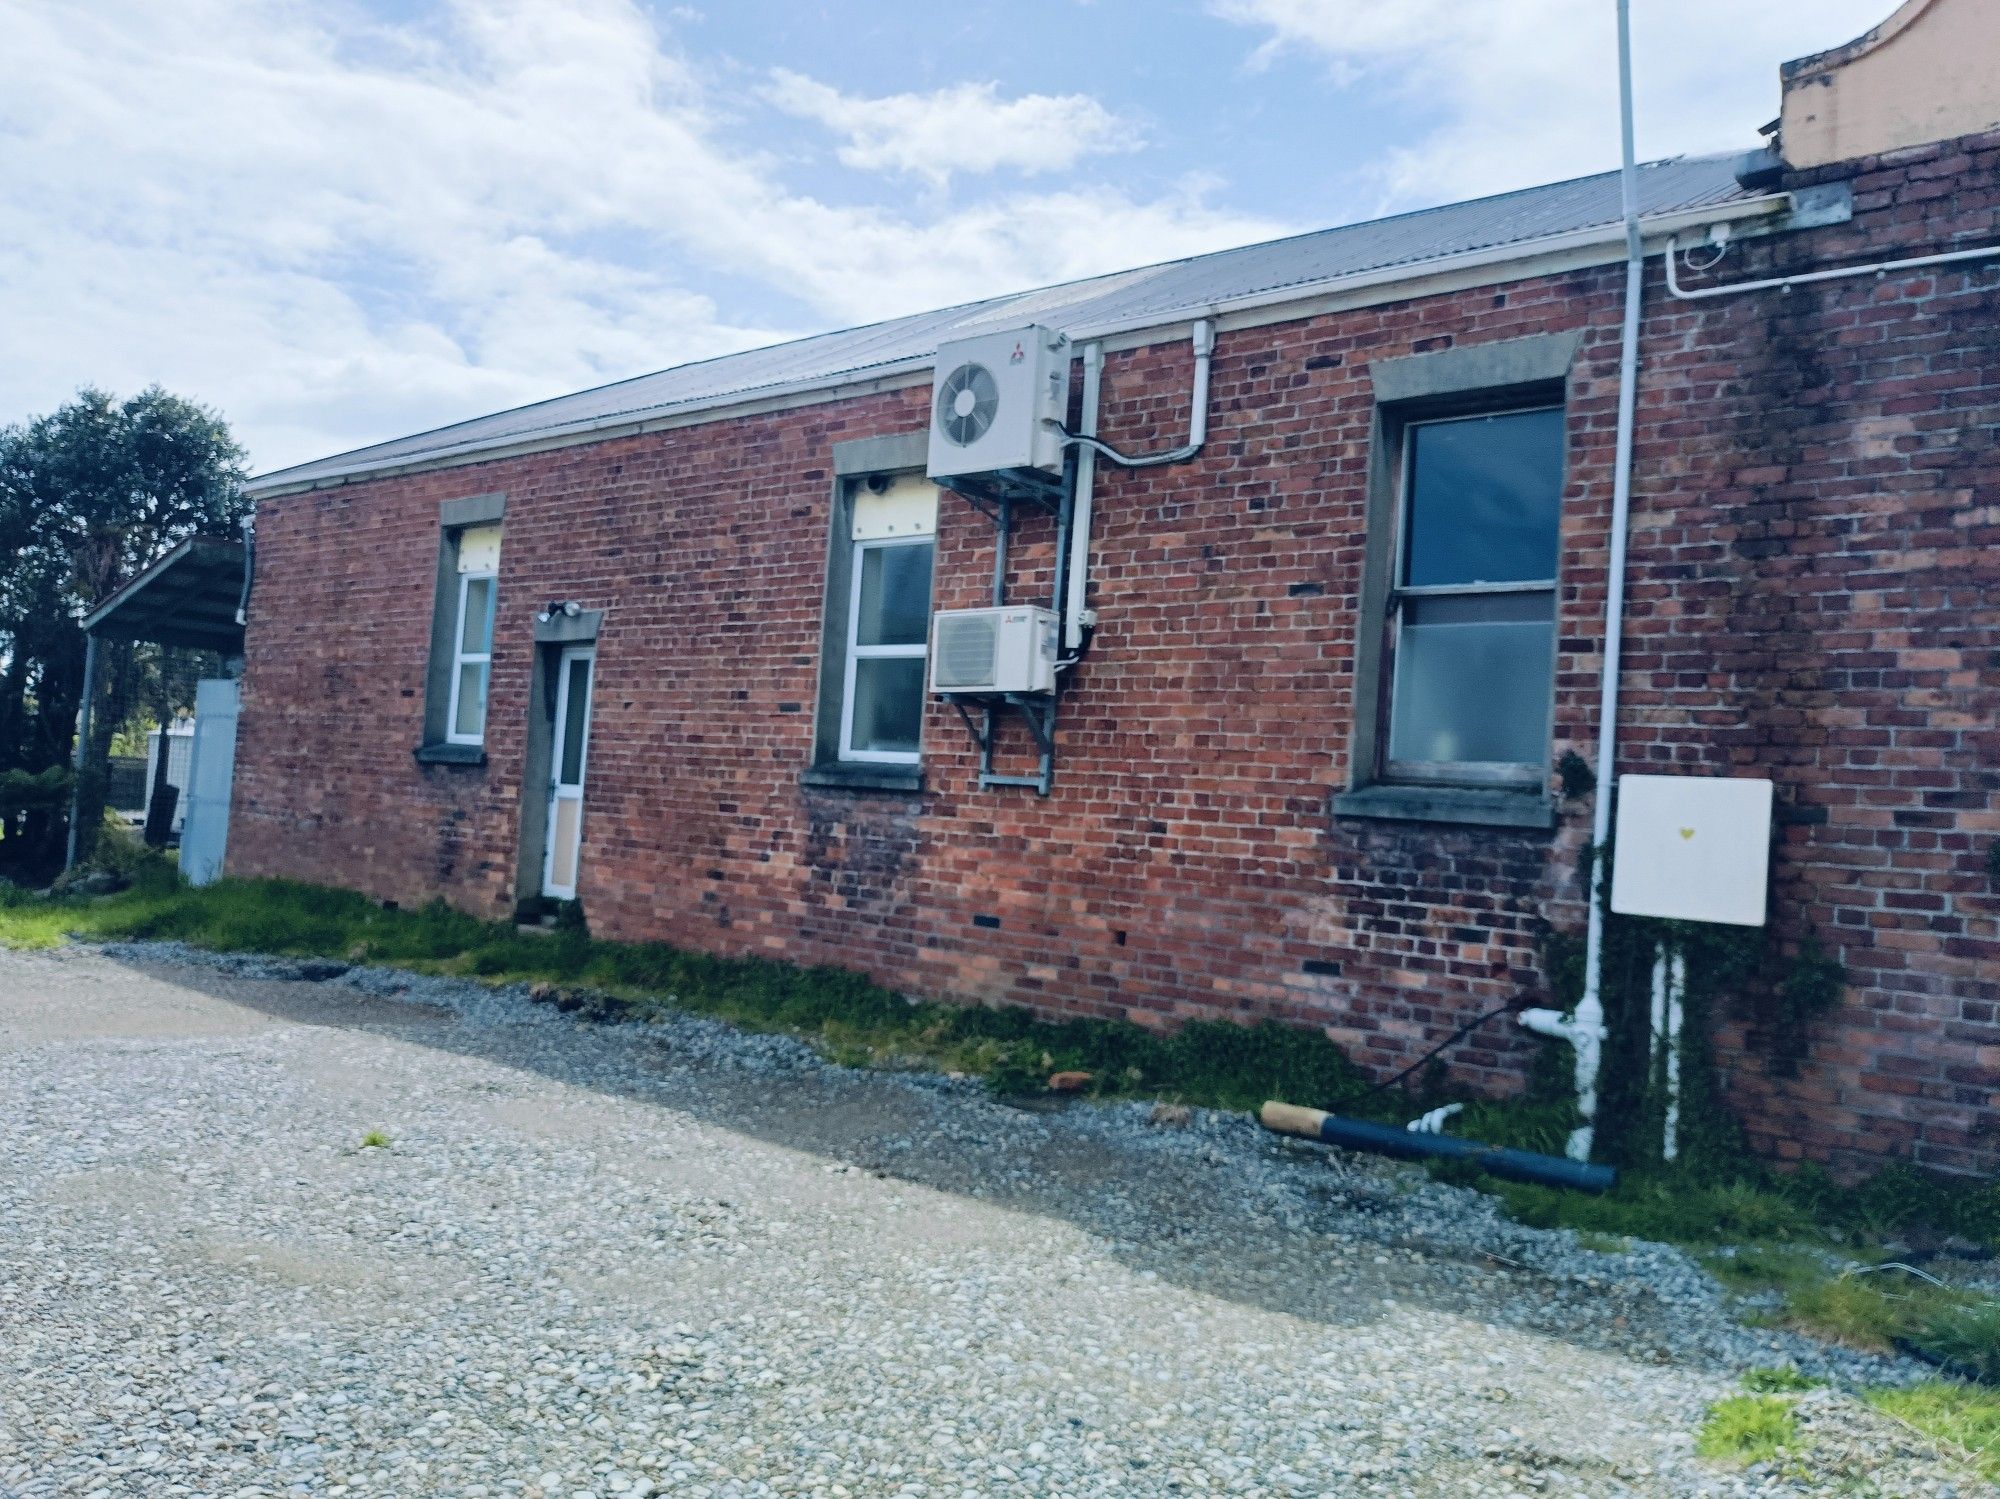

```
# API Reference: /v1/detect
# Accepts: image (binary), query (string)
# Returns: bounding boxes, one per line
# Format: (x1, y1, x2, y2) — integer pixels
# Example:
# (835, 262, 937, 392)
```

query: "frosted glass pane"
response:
(1388, 594, 1553, 767)
(855, 543, 933, 647)
(548, 797, 581, 890)
(558, 657, 591, 786)
(452, 662, 487, 739)
(1405, 409, 1563, 587)
(459, 576, 494, 653)
(849, 657, 924, 755)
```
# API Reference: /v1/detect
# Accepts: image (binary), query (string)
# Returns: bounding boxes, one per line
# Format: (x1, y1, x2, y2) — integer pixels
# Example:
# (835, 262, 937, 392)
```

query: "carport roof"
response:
(81, 535, 247, 654)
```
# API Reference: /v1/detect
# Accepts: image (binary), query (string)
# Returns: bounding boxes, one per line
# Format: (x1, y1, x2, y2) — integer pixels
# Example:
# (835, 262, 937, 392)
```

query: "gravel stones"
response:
(0, 943, 1980, 1498)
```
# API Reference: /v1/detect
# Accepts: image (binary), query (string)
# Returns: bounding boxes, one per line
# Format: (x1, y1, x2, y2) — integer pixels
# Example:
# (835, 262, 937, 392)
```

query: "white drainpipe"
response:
(1063, 343, 1105, 653)
(1519, 0, 1643, 1162)
(1651, 945, 1686, 1163)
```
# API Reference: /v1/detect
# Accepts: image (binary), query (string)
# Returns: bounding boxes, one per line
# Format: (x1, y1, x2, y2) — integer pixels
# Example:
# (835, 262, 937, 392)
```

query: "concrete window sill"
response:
(800, 762, 924, 795)
(1331, 783, 1555, 830)
(414, 742, 487, 768)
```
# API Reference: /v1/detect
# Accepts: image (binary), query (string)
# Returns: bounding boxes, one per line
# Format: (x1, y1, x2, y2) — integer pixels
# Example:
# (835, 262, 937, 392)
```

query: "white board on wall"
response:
(1609, 774, 1774, 927)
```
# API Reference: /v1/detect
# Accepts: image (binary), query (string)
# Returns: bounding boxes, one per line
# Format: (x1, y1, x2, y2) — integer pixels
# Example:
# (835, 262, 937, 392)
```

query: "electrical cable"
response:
(1359, 998, 1530, 1100)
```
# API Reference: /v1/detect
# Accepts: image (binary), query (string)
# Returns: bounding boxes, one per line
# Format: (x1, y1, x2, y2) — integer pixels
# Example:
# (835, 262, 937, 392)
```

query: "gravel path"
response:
(0, 944, 1984, 1498)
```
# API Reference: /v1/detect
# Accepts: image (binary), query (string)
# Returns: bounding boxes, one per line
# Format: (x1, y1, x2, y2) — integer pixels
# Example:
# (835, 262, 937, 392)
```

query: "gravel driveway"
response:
(0, 945, 1982, 1498)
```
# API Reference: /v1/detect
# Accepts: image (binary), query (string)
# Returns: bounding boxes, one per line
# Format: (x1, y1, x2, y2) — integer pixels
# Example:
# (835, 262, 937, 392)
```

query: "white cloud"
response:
(0, 0, 1280, 472)
(765, 71, 1141, 186)
(1210, 0, 1897, 208)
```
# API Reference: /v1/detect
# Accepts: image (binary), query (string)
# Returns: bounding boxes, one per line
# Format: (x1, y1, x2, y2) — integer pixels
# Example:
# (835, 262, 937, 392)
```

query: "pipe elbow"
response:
(1516, 1007, 1571, 1040)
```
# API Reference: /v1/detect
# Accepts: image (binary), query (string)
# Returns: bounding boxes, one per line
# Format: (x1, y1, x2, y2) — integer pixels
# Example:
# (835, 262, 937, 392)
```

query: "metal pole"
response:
(64, 632, 100, 872)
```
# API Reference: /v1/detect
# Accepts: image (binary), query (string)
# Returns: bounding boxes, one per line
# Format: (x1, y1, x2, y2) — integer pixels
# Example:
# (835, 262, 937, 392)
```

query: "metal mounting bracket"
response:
(947, 694, 1056, 796)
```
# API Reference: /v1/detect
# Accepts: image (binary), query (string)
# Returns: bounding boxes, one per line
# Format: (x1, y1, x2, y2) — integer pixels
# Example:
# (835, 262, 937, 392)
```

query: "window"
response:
(445, 525, 501, 744)
(835, 477, 937, 764)
(841, 534, 934, 761)
(419, 497, 505, 762)
(1380, 407, 1563, 785)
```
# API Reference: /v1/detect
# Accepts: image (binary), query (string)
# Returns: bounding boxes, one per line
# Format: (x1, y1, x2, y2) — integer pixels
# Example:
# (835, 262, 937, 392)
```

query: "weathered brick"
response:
(232, 130, 2000, 1179)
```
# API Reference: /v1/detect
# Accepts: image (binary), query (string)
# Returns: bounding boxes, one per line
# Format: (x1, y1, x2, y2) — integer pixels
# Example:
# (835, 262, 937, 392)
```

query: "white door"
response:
(540, 646, 595, 900)
(180, 678, 241, 887)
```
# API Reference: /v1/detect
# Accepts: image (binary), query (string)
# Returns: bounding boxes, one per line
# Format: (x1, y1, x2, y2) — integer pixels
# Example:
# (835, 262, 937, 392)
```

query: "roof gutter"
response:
(246, 193, 1793, 499)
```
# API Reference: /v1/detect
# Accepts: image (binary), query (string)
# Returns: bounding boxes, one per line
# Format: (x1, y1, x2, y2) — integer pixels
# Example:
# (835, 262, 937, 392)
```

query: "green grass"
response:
(1696, 1394, 1799, 1465)
(1867, 1382, 2000, 1481)
(0, 875, 1379, 1115)
(358, 1130, 391, 1150)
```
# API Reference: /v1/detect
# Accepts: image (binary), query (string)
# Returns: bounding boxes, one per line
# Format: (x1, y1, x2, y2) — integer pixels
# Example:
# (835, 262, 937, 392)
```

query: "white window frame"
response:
(1382, 405, 1562, 788)
(838, 533, 933, 766)
(445, 566, 498, 746)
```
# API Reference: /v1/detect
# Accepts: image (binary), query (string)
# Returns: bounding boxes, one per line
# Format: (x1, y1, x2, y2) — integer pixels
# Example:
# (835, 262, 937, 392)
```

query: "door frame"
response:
(539, 643, 596, 901)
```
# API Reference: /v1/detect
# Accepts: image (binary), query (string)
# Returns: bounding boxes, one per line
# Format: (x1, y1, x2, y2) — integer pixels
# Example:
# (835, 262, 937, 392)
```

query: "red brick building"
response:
(234, 4, 1999, 1176)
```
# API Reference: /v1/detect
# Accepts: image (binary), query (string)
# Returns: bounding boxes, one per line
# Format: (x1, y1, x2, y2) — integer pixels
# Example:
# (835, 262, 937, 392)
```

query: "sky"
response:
(0, 0, 1894, 476)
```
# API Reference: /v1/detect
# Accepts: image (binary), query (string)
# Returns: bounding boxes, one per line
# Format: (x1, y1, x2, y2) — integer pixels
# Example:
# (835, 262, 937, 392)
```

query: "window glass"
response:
(452, 662, 488, 740)
(558, 657, 591, 786)
(458, 575, 495, 654)
(1403, 408, 1563, 587)
(855, 543, 933, 647)
(848, 657, 925, 756)
(1388, 591, 1554, 767)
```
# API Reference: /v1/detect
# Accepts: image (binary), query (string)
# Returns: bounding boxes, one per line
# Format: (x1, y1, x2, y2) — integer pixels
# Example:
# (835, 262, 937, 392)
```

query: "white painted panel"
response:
(851, 476, 939, 541)
(457, 523, 503, 573)
(1610, 774, 1774, 927)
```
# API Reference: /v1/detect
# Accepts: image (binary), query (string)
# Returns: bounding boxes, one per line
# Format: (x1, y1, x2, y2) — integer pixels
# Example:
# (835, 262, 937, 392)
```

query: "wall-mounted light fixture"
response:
(534, 600, 584, 624)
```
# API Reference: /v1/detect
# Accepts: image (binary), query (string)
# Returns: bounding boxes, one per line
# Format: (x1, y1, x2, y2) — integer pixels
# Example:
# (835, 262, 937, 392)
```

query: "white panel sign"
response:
(457, 523, 503, 574)
(1610, 774, 1774, 927)
(851, 475, 939, 541)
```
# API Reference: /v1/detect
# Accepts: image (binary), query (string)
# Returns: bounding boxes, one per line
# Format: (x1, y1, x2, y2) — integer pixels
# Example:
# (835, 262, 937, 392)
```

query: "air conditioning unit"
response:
(930, 606, 1058, 696)
(926, 325, 1068, 484)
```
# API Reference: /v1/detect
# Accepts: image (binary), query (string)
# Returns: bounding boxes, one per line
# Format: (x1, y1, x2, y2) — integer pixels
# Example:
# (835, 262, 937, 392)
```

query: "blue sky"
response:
(0, 0, 1891, 473)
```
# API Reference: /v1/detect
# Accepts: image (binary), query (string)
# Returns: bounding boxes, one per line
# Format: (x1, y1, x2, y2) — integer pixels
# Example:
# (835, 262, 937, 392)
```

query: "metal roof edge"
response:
(246, 192, 1790, 501)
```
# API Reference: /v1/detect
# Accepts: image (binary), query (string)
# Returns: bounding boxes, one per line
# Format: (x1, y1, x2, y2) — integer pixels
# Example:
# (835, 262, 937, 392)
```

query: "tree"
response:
(0, 387, 248, 874)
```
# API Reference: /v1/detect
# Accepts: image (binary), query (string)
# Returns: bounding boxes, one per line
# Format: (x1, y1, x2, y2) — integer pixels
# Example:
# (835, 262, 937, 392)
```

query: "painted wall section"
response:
(1781, 0, 2000, 169)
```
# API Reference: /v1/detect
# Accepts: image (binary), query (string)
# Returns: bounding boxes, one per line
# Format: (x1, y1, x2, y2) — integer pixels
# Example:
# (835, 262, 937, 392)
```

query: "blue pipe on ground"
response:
(1260, 1102, 1617, 1194)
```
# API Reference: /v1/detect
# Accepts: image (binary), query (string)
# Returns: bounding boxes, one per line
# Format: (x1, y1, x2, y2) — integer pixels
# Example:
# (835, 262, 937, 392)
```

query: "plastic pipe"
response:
(1524, 0, 1641, 1165)
(1062, 343, 1104, 652)
(1663, 947, 1685, 1163)
(1665, 235, 2000, 301)
(1261, 1102, 1617, 1194)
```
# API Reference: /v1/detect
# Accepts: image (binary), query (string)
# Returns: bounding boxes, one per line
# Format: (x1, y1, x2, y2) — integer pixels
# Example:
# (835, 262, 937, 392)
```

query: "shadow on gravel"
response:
(87, 951, 1755, 1379)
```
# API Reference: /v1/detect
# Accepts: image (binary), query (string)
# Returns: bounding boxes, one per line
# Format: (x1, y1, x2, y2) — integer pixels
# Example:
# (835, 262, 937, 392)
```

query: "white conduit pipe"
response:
(1663, 947, 1685, 1164)
(1062, 343, 1105, 653)
(1060, 320, 1215, 652)
(1665, 236, 2000, 301)
(1519, 0, 1641, 1163)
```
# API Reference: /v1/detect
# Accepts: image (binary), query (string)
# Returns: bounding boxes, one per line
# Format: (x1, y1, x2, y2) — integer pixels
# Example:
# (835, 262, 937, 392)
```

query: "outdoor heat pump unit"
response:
(930, 606, 1058, 696)
(926, 324, 1068, 485)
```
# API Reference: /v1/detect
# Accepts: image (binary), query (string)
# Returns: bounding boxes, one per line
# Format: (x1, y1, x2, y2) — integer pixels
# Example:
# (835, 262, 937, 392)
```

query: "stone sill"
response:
(414, 742, 487, 768)
(800, 762, 924, 795)
(1331, 783, 1556, 830)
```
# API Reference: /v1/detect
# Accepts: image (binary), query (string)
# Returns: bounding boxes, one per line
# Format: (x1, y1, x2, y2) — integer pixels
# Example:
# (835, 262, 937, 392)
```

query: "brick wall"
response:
(232, 131, 2000, 1176)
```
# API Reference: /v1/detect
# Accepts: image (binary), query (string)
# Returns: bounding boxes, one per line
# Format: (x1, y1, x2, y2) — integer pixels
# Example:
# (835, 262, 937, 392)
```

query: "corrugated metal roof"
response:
(249, 153, 1755, 493)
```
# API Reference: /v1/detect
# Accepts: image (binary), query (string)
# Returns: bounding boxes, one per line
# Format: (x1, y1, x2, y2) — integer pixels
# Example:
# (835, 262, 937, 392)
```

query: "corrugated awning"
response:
(81, 535, 247, 654)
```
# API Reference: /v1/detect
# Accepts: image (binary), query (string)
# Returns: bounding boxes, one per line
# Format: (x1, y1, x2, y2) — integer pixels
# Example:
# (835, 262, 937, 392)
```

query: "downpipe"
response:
(1521, 0, 1642, 1163)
